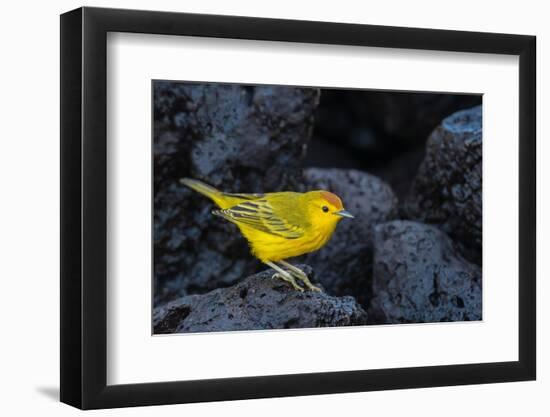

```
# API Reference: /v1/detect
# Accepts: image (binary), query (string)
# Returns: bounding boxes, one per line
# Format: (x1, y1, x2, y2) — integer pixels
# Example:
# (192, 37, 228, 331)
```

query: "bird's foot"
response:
(293, 272, 321, 292)
(279, 262, 322, 293)
(271, 273, 304, 292)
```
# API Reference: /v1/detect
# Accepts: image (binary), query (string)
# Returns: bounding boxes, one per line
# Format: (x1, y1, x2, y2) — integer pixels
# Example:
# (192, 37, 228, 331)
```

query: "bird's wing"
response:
(213, 199, 304, 239)
(222, 192, 265, 200)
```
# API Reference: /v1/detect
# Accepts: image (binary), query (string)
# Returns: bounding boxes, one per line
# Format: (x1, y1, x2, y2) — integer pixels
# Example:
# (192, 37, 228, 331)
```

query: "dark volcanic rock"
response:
(154, 82, 320, 303)
(301, 168, 398, 306)
(369, 221, 482, 324)
(153, 265, 368, 334)
(405, 105, 482, 264)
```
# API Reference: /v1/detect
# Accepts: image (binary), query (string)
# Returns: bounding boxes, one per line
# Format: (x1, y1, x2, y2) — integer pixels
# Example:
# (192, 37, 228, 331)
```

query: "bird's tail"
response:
(180, 177, 230, 209)
(181, 177, 264, 209)
(180, 177, 221, 198)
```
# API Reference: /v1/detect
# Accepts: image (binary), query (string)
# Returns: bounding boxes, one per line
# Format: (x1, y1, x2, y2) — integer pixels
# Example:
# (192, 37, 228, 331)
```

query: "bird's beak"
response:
(335, 209, 354, 219)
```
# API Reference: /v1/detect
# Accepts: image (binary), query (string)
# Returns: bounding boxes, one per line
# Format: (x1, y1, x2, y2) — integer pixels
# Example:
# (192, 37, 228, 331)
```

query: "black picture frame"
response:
(60, 6, 536, 410)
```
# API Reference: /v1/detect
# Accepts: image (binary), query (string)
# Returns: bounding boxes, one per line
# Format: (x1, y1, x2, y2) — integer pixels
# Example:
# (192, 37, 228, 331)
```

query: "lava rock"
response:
(404, 105, 482, 264)
(153, 265, 368, 333)
(301, 168, 398, 306)
(154, 82, 320, 303)
(369, 221, 482, 323)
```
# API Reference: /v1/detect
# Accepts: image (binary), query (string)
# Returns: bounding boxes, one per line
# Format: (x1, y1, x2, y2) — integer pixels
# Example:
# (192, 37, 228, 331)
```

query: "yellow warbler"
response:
(180, 178, 354, 292)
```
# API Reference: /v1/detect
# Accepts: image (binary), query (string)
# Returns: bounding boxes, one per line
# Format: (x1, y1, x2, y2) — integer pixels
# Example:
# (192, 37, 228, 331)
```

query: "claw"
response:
(307, 284, 322, 292)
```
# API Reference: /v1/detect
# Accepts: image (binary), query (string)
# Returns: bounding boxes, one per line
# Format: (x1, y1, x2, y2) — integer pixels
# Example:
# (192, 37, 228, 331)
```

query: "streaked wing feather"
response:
(213, 199, 303, 239)
(223, 192, 265, 200)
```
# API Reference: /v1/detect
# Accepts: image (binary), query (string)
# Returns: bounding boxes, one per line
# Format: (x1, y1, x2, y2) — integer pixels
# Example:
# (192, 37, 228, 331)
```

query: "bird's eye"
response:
(322, 206, 329, 213)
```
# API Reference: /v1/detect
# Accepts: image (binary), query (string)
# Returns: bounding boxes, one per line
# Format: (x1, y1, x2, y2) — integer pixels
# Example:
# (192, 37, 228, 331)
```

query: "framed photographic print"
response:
(60, 6, 536, 409)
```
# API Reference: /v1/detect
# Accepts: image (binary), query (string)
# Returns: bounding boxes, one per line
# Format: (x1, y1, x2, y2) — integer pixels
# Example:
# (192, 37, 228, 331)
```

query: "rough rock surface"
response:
(405, 105, 482, 264)
(153, 265, 368, 333)
(301, 168, 398, 306)
(369, 221, 482, 323)
(154, 82, 320, 303)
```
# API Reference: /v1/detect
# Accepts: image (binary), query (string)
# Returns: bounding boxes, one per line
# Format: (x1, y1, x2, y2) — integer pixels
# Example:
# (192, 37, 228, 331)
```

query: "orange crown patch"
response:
(320, 191, 343, 210)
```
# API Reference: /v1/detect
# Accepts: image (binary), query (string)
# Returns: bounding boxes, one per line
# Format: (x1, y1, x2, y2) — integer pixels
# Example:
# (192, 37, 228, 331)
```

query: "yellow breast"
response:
(238, 221, 337, 262)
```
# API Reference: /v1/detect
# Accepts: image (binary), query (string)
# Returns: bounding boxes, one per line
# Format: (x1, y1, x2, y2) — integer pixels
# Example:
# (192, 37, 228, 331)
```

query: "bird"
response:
(180, 178, 354, 292)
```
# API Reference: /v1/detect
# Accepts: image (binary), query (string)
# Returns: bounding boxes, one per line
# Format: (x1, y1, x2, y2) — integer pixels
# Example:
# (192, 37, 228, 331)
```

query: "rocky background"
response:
(153, 81, 482, 333)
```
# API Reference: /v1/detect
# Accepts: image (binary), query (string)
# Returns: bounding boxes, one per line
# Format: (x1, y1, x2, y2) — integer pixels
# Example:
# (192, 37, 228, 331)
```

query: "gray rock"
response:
(153, 265, 368, 333)
(405, 105, 482, 264)
(301, 168, 398, 305)
(369, 221, 482, 324)
(154, 82, 320, 303)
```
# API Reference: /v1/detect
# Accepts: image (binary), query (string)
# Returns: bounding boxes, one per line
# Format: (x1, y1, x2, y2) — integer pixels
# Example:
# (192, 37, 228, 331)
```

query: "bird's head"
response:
(306, 190, 354, 229)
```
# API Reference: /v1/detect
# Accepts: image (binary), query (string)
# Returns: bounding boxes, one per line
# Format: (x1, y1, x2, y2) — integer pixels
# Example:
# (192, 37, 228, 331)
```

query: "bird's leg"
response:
(277, 260, 321, 292)
(265, 261, 304, 292)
